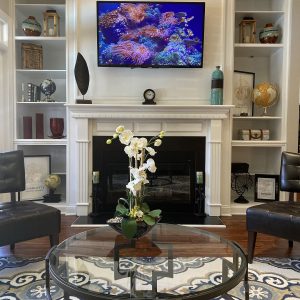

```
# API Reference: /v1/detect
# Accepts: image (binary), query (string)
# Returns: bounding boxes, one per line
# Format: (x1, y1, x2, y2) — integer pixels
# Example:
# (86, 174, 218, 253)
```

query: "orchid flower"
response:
(108, 126, 163, 223)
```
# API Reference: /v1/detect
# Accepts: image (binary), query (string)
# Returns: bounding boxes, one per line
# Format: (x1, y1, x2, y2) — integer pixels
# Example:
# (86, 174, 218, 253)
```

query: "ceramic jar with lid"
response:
(22, 16, 42, 36)
(259, 23, 279, 43)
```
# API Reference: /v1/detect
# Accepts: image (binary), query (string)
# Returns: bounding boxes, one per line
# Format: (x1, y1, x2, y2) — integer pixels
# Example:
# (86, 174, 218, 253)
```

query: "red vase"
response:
(50, 118, 64, 138)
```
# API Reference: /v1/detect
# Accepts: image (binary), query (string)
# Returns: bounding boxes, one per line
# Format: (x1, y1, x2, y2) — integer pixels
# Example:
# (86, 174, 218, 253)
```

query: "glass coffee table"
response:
(45, 223, 249, 299)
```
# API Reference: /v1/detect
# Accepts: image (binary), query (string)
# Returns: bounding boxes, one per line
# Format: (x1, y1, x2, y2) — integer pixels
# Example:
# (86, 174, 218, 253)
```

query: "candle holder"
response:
(89, 171, 102, 217)
(194, 171, 206, 217)
(239, 17, 256, 43)
(43, 10, 60, 36)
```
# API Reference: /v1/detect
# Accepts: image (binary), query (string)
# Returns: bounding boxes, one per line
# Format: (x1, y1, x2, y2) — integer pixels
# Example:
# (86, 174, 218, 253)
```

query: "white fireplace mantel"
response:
(67, 104, 233, 217)
(67, 104, 232, 119)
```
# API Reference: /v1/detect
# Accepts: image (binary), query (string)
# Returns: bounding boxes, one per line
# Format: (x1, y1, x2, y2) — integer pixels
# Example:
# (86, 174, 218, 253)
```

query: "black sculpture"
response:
(231, 173, 253, 203)
(231, 163, 253, 203)
(74, 52, 92, 104)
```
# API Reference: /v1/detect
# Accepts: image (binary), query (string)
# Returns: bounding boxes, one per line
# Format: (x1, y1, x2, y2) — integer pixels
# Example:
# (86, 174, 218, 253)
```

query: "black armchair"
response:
(0, 150, 61, 250)
(246, 151, 300, 263)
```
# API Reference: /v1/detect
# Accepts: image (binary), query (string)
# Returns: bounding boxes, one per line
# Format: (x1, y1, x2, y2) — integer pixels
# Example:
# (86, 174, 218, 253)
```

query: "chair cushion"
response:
(246, 202, 300, 242)
(0, 201, 60, 247)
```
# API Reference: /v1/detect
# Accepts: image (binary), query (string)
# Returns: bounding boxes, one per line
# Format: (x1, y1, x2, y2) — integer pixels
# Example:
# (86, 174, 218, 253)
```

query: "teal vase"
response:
(210, 66, 223, 105)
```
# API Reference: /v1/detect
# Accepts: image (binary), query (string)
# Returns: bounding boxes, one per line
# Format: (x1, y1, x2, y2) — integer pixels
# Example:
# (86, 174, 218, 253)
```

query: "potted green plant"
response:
(106, 125, 164, 239)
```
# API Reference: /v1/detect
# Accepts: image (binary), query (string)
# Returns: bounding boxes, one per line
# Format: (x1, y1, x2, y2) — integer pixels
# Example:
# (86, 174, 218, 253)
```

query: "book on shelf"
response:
(22, 83, 41, 102)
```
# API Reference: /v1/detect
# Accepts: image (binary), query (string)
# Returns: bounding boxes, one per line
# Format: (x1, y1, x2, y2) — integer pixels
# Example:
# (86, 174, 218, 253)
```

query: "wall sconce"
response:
(239, 17, 256, 43)
(43, 10, 60, 36)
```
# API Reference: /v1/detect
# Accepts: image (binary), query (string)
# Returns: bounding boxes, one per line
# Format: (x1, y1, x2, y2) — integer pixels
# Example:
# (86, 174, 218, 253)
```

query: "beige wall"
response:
(0, 0, 13, 152)
(287, 0, 300, 152)
(0, 1, 9, 15)
(0, 0, 11, 201)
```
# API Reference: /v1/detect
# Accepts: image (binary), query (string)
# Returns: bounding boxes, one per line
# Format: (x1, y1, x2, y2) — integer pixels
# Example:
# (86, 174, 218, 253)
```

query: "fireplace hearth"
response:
(72, 214, 224, 227)
(93, 136, 206, 222)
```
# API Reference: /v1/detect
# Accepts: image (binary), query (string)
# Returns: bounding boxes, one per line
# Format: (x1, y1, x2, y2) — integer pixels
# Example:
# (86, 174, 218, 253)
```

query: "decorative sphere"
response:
(45, 174, 61, 190)
(40, 79, 56, 96)
(253, 82, 279, 110)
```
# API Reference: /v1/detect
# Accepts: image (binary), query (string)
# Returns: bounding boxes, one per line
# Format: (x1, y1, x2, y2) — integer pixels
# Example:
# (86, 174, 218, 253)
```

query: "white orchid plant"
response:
(106, 125, 164, 238)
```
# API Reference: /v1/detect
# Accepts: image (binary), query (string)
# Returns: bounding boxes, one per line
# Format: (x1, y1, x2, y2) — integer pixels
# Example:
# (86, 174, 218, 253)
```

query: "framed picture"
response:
(254, 174, 279, 202)
(21, 155, 51, 200)
(233, 70, 255, 117)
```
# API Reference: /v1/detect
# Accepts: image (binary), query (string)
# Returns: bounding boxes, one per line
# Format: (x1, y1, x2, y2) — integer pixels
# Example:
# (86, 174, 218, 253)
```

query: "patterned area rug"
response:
(0, 256, 299, 299)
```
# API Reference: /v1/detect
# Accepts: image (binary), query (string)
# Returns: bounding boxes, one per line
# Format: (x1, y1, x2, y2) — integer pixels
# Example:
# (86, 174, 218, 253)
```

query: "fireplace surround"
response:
(67, 104, 233, 216)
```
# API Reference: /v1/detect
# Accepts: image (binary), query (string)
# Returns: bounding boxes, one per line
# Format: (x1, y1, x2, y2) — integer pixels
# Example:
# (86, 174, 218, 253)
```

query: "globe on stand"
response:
(40, 79, 56, 102)
(252, 82, 279, 116)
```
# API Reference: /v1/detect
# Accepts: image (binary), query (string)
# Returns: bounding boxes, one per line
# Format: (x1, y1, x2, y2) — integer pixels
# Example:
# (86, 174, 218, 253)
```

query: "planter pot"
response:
(107, 217, 161, 239)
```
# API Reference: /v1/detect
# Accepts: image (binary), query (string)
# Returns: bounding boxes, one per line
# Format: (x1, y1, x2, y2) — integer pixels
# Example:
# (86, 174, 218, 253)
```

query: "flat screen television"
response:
(97, 1, 205, 68)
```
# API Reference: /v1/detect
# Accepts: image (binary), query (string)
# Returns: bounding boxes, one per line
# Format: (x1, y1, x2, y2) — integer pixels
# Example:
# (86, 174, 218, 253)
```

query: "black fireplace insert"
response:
(92, 136, 205, 222)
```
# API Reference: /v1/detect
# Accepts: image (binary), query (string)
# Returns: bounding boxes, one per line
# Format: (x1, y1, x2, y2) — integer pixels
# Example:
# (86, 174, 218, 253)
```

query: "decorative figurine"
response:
(74, 52, 92, 104)
(43, 174, 61, 203)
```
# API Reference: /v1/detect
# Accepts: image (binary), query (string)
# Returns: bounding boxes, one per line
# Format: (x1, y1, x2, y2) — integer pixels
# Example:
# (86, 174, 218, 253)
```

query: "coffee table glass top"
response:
(48, 223, 247, 299)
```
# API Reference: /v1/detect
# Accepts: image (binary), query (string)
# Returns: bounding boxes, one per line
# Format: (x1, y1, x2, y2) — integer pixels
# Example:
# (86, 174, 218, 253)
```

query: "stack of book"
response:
(22, 83, 41, 102)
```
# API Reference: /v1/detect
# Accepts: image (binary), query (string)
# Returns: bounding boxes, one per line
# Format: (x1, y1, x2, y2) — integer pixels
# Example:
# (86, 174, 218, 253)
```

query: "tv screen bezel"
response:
(96, 1, 206, 68)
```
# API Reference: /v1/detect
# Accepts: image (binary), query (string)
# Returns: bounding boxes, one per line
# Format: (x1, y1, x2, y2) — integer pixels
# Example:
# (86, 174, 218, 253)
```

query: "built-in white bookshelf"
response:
(230, 0, 290, 213)
(13, 0, 68, 212)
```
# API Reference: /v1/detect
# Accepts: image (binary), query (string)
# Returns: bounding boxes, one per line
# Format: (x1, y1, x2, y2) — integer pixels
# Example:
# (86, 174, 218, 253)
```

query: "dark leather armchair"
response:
(246, 151, 300, 263)
(0, 150, 61, 250)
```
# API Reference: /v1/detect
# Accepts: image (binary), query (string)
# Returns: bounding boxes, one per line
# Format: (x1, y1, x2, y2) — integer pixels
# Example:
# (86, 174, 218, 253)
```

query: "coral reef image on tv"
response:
(97, 1, 205, 68)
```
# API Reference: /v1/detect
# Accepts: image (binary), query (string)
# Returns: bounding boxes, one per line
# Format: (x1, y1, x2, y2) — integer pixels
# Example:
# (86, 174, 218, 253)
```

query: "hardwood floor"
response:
(0, 215, 299, 258)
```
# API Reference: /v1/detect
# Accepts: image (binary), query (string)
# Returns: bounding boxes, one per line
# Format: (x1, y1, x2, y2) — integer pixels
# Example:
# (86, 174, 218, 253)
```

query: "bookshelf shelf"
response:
(16, 69, 66, 79)
(17, 101, 66, 105)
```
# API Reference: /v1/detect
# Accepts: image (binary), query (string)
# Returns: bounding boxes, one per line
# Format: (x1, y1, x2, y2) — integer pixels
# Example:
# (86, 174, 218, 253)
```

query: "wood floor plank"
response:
(0, 215, 299, 258)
